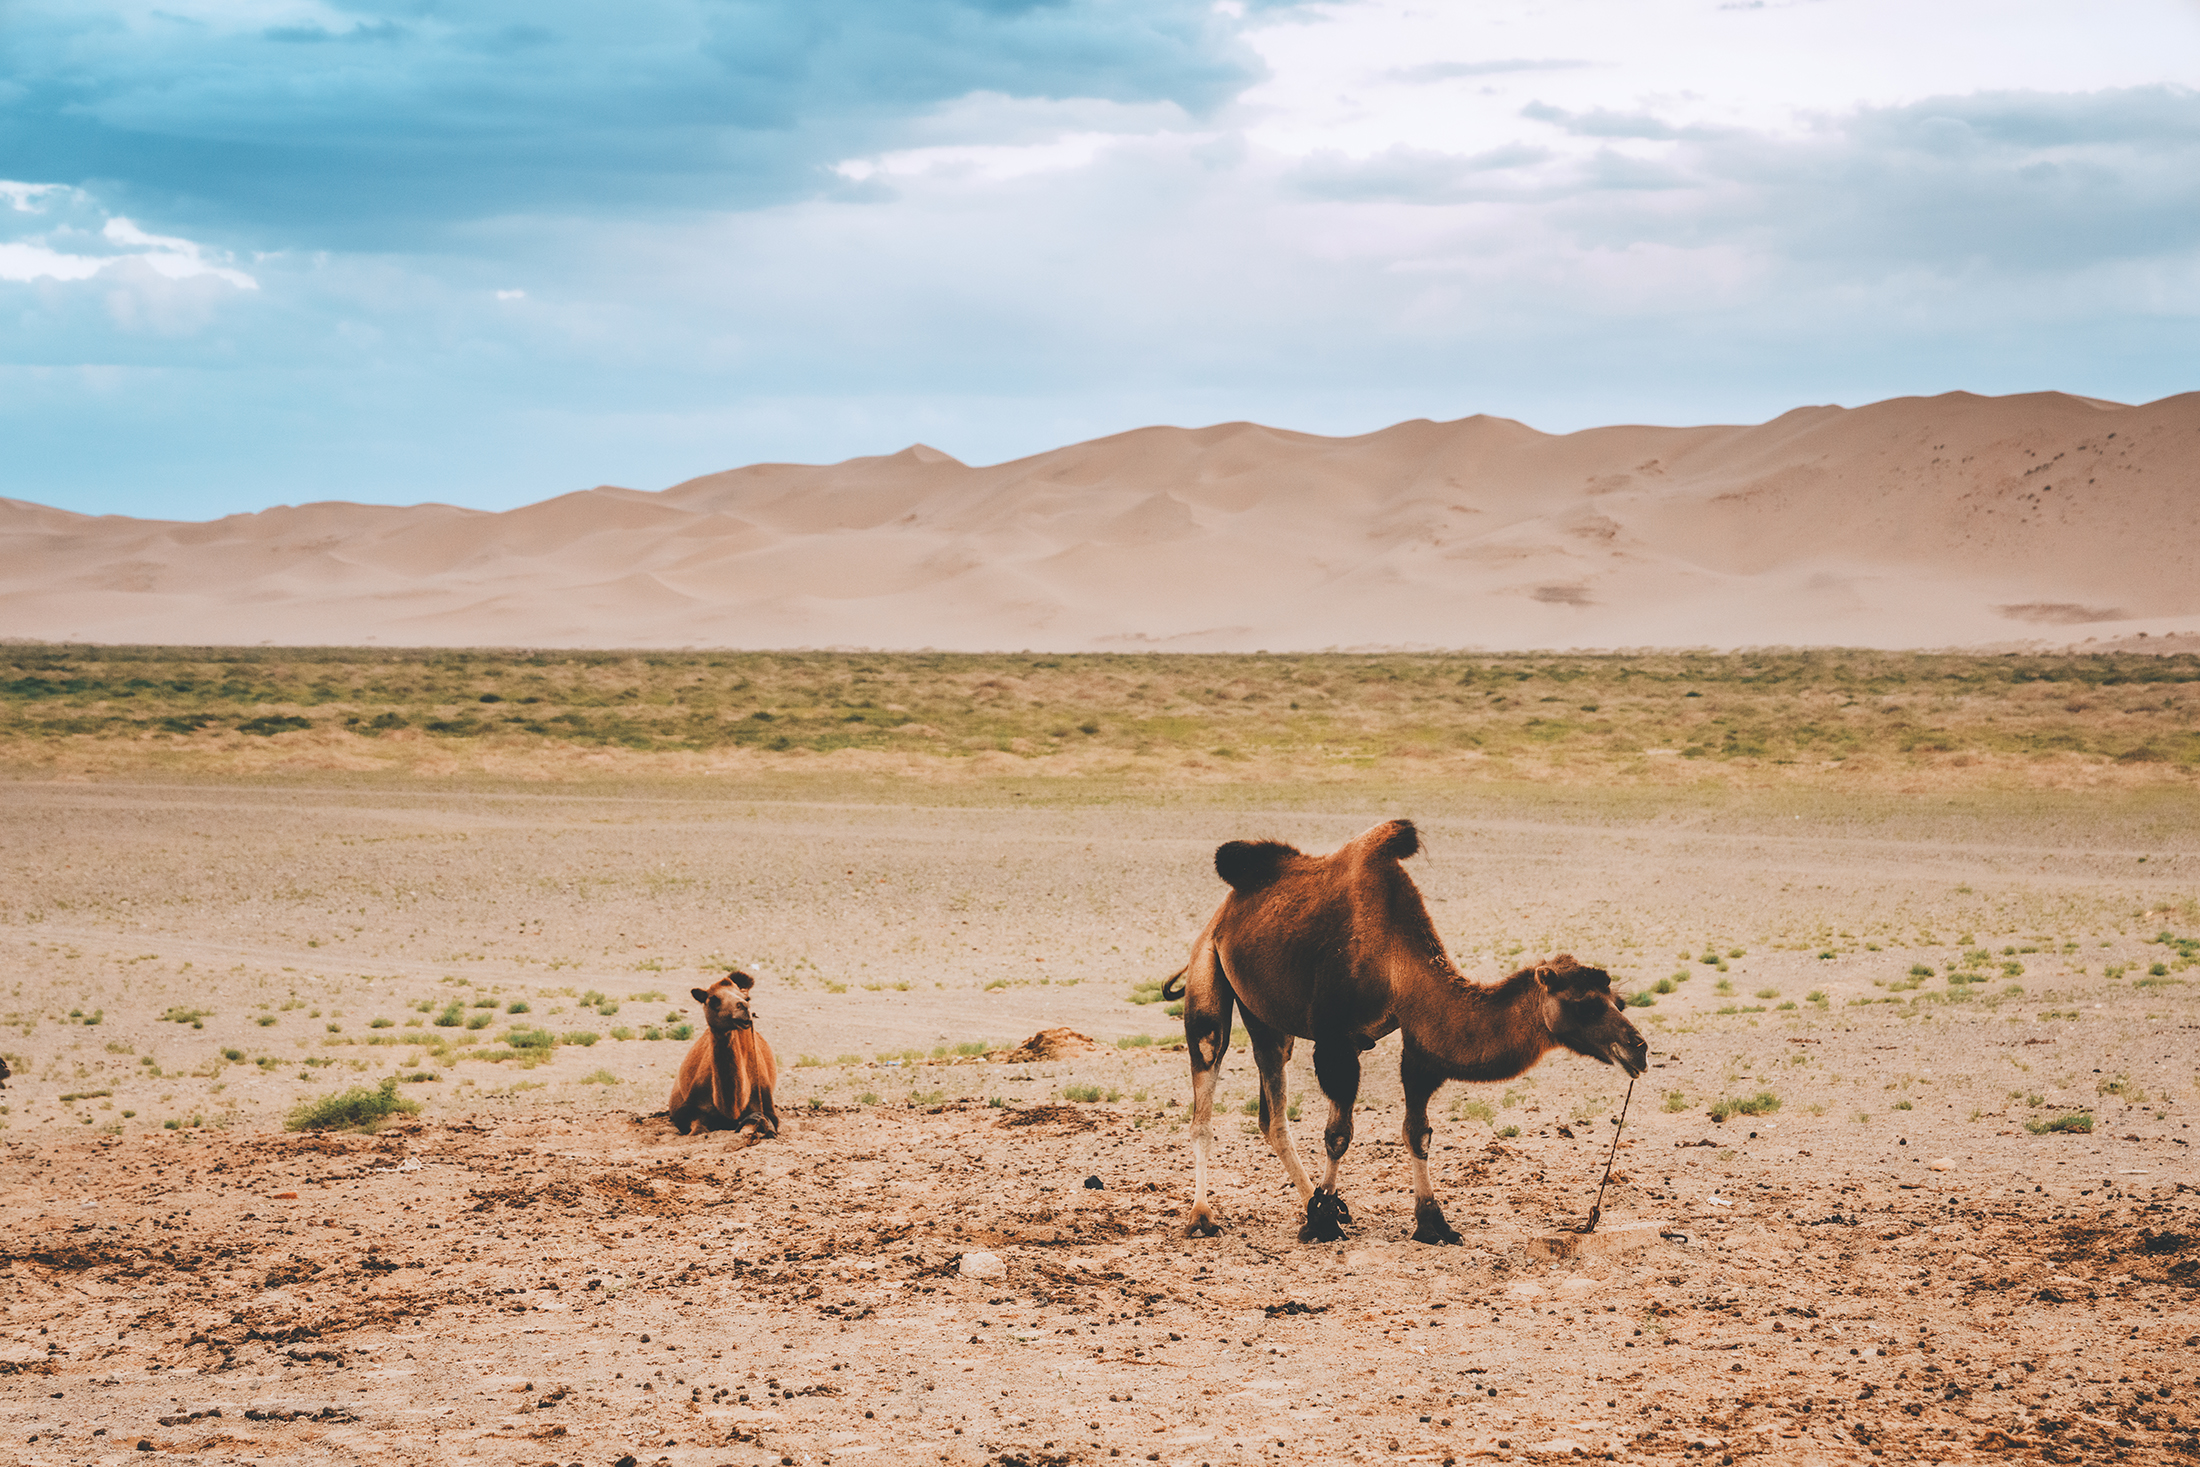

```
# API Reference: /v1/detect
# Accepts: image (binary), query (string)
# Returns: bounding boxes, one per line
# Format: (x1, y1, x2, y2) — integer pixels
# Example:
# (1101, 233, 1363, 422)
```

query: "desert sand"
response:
(3, 775, 2197, 1466)
(5, 390, 2198, 652)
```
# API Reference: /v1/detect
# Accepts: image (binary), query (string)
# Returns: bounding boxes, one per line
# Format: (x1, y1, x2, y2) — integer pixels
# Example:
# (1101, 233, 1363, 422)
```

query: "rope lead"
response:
(1577, 1073, 1637, 1235)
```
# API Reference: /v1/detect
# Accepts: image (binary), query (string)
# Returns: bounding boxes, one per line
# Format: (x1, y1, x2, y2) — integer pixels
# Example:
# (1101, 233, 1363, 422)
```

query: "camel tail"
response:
(1159, 969, 1186, 1002)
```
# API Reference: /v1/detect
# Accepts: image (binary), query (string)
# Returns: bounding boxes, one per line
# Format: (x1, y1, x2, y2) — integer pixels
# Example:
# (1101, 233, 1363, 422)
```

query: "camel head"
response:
(691, 970, 759, 1036)
(1534, 956, 1647, 1078)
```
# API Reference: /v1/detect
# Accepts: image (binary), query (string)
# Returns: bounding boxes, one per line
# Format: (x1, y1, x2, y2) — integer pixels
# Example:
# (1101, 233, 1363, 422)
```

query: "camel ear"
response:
(728, 970, 755, 991)
(691, 987, 712, 1006)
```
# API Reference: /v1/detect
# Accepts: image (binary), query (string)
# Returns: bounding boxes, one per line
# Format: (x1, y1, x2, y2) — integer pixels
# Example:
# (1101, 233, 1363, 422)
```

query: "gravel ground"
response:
(3, 775, 2197, 1466)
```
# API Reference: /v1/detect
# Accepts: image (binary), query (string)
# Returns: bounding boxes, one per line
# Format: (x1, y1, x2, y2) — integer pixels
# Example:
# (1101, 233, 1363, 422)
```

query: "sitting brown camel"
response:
(667, 971, 780, 1139)
(1165, 818, 1646, 1244)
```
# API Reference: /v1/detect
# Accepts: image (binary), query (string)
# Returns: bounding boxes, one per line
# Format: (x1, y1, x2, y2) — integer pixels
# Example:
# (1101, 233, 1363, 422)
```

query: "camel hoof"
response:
(1186, 1217, 1222, 1239)
(1412, 1199, 1461, 1246)
(1298, 1188, 1349, 1244)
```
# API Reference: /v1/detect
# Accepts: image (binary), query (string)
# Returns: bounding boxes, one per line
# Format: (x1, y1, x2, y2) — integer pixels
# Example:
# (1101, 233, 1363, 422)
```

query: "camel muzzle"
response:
(1612, 1039, 1649, 1078)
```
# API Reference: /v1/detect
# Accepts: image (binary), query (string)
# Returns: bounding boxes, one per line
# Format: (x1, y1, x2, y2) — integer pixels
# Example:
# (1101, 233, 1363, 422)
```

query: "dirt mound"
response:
(999, 1028, 1107, 1063)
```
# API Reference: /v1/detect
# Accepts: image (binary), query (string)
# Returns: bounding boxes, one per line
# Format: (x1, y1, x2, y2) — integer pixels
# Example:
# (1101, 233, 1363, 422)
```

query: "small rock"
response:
(959, 1251, 1006, 1279)
(1928, 1158, 1956, 1172)
(1083, 1176, 1103, 1190)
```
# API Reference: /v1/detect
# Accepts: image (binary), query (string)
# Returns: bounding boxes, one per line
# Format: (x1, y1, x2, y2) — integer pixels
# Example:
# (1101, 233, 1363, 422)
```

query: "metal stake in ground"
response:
(1575, 1075, 1636, 1235)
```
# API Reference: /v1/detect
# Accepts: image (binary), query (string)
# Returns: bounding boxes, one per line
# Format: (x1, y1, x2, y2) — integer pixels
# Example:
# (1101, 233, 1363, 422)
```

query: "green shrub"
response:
(258, 1014, 280, 1027)
(368, 1016, 393, 1028)
(398, 1070, 439, 1083)
(237, 714, 311, 736)
(162, 1006, 210, 1028)
(285, 1077, 419, 1133)
(608, 1026, 634, 1040)
(667, 1022, 694, 1041)
(433, 1002, 464, 1027)
(1662, 1090, 1690, 1113)
(1116, 1034, 1157, 1049)
(464, 1012, 493, 1030)
(1707, 1090, 1781, 1122)
(2025, 1112, 2093, 1135)
(1652, 977, 1676, 994)
(560, 1030, 599, 1047)
(506, 1001, 530, 1014)
(503, 1027, 556, 1050)
(580, 1069, 620, 1085)
(1497, 1125, 1521, 1139)
(1453, 1099, 1495, 1124)
(1065, 1083, 1119, 1103)
(1128, 977, 1171, 1005)
(220, 1047, 244, 1062)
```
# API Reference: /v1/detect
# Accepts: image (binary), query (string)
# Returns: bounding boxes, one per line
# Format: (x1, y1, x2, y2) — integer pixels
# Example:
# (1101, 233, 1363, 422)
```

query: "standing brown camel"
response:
(1166, 818, 1647, 1244)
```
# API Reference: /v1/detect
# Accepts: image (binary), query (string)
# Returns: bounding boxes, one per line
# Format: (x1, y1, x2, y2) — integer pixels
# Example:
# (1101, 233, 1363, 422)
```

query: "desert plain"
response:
(2, 649, 2198, 1467)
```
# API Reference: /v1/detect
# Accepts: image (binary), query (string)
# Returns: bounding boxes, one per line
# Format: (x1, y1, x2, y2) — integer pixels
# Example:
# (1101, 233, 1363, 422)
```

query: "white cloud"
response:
(0, 182, 257, 289)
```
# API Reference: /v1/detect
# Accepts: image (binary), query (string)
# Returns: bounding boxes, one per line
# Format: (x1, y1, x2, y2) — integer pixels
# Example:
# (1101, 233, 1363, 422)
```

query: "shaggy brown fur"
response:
(1174, 818, 1646, 1244)
(667, 971, 780, 1138)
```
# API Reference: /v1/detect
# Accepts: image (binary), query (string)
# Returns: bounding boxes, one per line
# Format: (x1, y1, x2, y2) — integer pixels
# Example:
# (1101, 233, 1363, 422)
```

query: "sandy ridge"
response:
(4, 389, 2198, 649)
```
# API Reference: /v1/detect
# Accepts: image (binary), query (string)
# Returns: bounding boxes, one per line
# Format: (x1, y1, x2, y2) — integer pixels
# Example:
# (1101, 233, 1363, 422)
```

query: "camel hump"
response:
(1215, 838, 1299, 892)
(1353, 818, 1420, 863)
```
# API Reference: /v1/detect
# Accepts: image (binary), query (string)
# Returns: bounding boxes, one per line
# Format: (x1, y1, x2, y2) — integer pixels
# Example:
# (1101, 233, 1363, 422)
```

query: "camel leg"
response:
(1182, 942, 1235, 1238)
(1401, 1043, 1461, 1245)
(1241, 1011, 1315, 1203)
(1300, 1039, 1361, 1243)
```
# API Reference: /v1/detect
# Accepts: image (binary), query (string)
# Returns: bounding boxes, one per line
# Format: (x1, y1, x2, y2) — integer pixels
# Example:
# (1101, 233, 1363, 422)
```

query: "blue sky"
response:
(4, 0, 2197, 519)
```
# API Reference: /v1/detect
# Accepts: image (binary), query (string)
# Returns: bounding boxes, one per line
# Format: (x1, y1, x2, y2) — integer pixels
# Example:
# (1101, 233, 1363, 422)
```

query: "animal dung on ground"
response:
(958, 1251, 1006, 1280)
(1001, 1028, 1107, 1062)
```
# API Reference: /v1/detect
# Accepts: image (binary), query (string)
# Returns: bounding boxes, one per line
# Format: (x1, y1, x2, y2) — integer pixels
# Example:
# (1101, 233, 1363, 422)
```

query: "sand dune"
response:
(4, 389, 2197, 649)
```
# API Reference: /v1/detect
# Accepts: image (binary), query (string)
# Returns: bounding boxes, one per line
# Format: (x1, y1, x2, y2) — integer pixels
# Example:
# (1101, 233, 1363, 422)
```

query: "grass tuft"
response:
(285, 1077, 419, 1133)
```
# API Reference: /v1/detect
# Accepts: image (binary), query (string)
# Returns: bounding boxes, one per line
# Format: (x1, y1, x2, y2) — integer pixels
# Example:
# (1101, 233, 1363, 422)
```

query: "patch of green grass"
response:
(1707, 1090, 1781, 1122)
(1892, 1099, 1913, 1110)
(368, 1016, 393, 1028)
(506, 1001, 530, 1013)
(11, 646, 2198, 775)
(560, 1031, 599, 1047)
(1115, 1034, 1158, 1049)
(1496, 1125, 1521, 1139)
(258, 1014, 280, 1027)
(285, 1077, 419, 1133)
(580, 1069, 619, 1085)
(608, 1026, 634, 1041)
(1626, 990, 1657, 1007)
(1662, 1089, 1691, 1113)
(1128, 976, 1173, 1005)
(1452, 1098, 1496, 1124)
(857, 1091, 881, 1106)
(161, 1006, 210, 1029)
(433, 1001, 464, 1027)
(2024, 1112, 2093, 1135)
(1065, 1083, 1121, 1103)
(795, 1053, 824, 1067)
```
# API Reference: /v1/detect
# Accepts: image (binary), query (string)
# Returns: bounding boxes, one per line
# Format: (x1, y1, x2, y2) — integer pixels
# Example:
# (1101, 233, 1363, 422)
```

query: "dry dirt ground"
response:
(3, 775, 2198, 1467)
